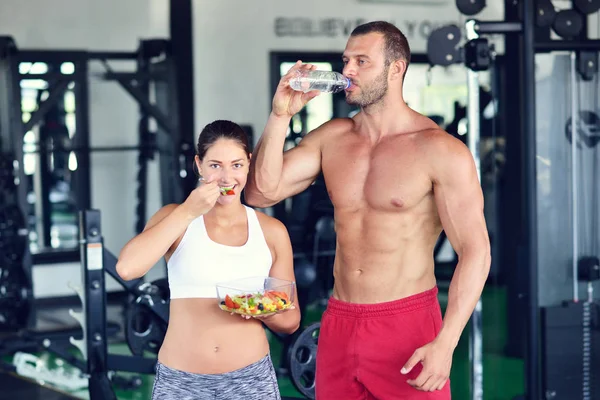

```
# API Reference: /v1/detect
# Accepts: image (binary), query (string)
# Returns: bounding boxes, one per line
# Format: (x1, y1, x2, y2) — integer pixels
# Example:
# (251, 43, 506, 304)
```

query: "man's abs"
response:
(319, 121, 446, 303)
(331, 207, 441, 304)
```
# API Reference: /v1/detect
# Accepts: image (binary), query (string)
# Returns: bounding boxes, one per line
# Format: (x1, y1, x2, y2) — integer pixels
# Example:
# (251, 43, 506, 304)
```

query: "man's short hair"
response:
(351, 21, 411, 76)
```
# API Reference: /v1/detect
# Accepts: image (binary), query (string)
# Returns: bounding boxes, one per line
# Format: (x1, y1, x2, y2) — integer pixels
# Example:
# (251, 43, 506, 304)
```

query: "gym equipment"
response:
(0, 209, 168, 398)
(577, 51, 598, 81)
(429, 1, 600, 399)
(0, 370, 80, 400)
(63, 209, 168, 399)
(294, 256, 318, 289)
(426, 25, 462, 67)
(268, 214, 333, 380)
(0, 129, 34, 334)
(0, 203, 28, 261)
(427, 19, 491, 400)
(537, 51, 600, 400)
(0, 36, 194, 251)
(464, 38, 492, 71)
(464, 22, 484, 400)
(574, 0, 600, 15)
(22, 140, 159, 156)
(455, 0, 486, 16)
(552, 9, 584, 40)
(0, 153, 15, 192)
(579, 257, 600, 282)
(541, 301, 600, 399)
(288, 322, 319, 400)
(312, 215, 335, 305)
(565, 110, 600, 148)
(536, 0, 557, 28)
(0, 257, 33, 331)
(125, 279, 170, 357)
(0, 185, 33, 333)
(295, 213, 336, 315)
(12, 351, 88, 392)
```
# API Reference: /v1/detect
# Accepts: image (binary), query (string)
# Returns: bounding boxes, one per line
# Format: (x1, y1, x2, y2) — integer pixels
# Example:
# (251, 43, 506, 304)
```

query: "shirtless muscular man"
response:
(245, 21, 491, 399)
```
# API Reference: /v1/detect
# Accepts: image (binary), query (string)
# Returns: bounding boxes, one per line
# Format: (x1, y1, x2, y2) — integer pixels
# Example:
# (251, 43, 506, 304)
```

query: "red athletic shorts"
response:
(315, 286, 451, 399)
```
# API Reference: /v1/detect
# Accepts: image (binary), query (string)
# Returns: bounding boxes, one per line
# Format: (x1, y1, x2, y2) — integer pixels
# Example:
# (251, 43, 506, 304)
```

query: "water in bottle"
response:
(289, 70, 351, 94)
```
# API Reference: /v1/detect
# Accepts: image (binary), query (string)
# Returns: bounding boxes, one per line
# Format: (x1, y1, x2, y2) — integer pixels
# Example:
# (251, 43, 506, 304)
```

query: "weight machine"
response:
(0, 33, 196, 333)
(0, 34, 195, 396)
(0, 35, 194, 237)
(427, 1, 600, 399)
(69, 209, 168, 399)
(0, 208, 168, 399)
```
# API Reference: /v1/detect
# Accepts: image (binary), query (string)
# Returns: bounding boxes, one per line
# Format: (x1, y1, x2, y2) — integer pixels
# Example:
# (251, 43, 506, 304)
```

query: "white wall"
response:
(0, 0, 170, 296)
(0, 0, 168, 50)
(192, 0, 504, 143)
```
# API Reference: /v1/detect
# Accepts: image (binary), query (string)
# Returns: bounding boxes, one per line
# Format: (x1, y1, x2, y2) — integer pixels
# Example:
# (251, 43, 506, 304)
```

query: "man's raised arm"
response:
(245, 61, 323, 208)
(246, 113, 322, 208)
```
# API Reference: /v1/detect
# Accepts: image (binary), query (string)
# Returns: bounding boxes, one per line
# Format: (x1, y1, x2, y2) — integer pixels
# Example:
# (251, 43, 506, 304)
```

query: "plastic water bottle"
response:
(289, 70, 351, 94)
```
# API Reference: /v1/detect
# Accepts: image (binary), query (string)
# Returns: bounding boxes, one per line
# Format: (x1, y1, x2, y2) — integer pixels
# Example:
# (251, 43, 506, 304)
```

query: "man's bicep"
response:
(432, 146, 488, 255)
(278, 134, 322, 198)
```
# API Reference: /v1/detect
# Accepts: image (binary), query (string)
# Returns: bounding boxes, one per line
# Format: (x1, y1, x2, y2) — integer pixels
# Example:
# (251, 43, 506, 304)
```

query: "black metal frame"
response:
(77, 209, 114, 398)
(0, 37, 37, 329)
(1, 39, 187, 264)
(169, 0, 197, 199)
(0, 211, 165, 398)
(521, 3, 540, 398)
(425, 0, 600, 396)
(0, 37, 30, 219)
(0, 0, 197, 393)
(77, 209, 167, 399)
(464, 4, 600, 399)
(16, 50, 91, 252)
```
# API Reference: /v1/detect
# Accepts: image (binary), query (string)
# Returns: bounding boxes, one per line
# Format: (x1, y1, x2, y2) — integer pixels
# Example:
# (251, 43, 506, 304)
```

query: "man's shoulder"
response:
(302, 117, 354, 145)
(417, 128, 470, 154)
(311, 117, 354, 135)
(415, 129, 477, 180)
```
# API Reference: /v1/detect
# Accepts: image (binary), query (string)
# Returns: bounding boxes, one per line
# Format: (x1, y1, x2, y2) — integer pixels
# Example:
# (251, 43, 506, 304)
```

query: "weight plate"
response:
(573, 0, 600, 15)
(456, 0, 486, 16)
(552, 9, 584, 39)
(125, 278, 170, 356)
(536, 0, 557, 27)
(289, 322, 320, 400)
(427, 25, 462, 67)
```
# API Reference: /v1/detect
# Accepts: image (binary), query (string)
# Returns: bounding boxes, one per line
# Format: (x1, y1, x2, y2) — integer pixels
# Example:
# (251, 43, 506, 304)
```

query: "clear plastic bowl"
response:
(216, 276, 295, 316)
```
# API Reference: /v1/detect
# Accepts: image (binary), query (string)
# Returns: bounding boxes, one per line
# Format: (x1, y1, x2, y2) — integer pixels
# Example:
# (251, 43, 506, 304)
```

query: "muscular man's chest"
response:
(322, 140, 431, 211)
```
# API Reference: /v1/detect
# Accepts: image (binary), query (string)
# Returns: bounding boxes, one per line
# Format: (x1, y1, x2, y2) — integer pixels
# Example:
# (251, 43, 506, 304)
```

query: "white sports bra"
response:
(167, 206, 273, 299)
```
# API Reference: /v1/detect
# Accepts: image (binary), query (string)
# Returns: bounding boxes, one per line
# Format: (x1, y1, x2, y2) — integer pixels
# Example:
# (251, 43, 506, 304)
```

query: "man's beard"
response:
(346, 65, 389, 108)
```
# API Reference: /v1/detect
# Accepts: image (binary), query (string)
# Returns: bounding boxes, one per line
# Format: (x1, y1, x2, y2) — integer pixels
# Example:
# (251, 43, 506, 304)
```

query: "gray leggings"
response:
(151, 353, 281, 400)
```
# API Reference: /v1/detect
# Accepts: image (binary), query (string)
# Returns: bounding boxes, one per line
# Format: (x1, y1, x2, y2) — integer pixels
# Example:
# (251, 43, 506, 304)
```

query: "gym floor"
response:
(1, 283, 524, 400)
